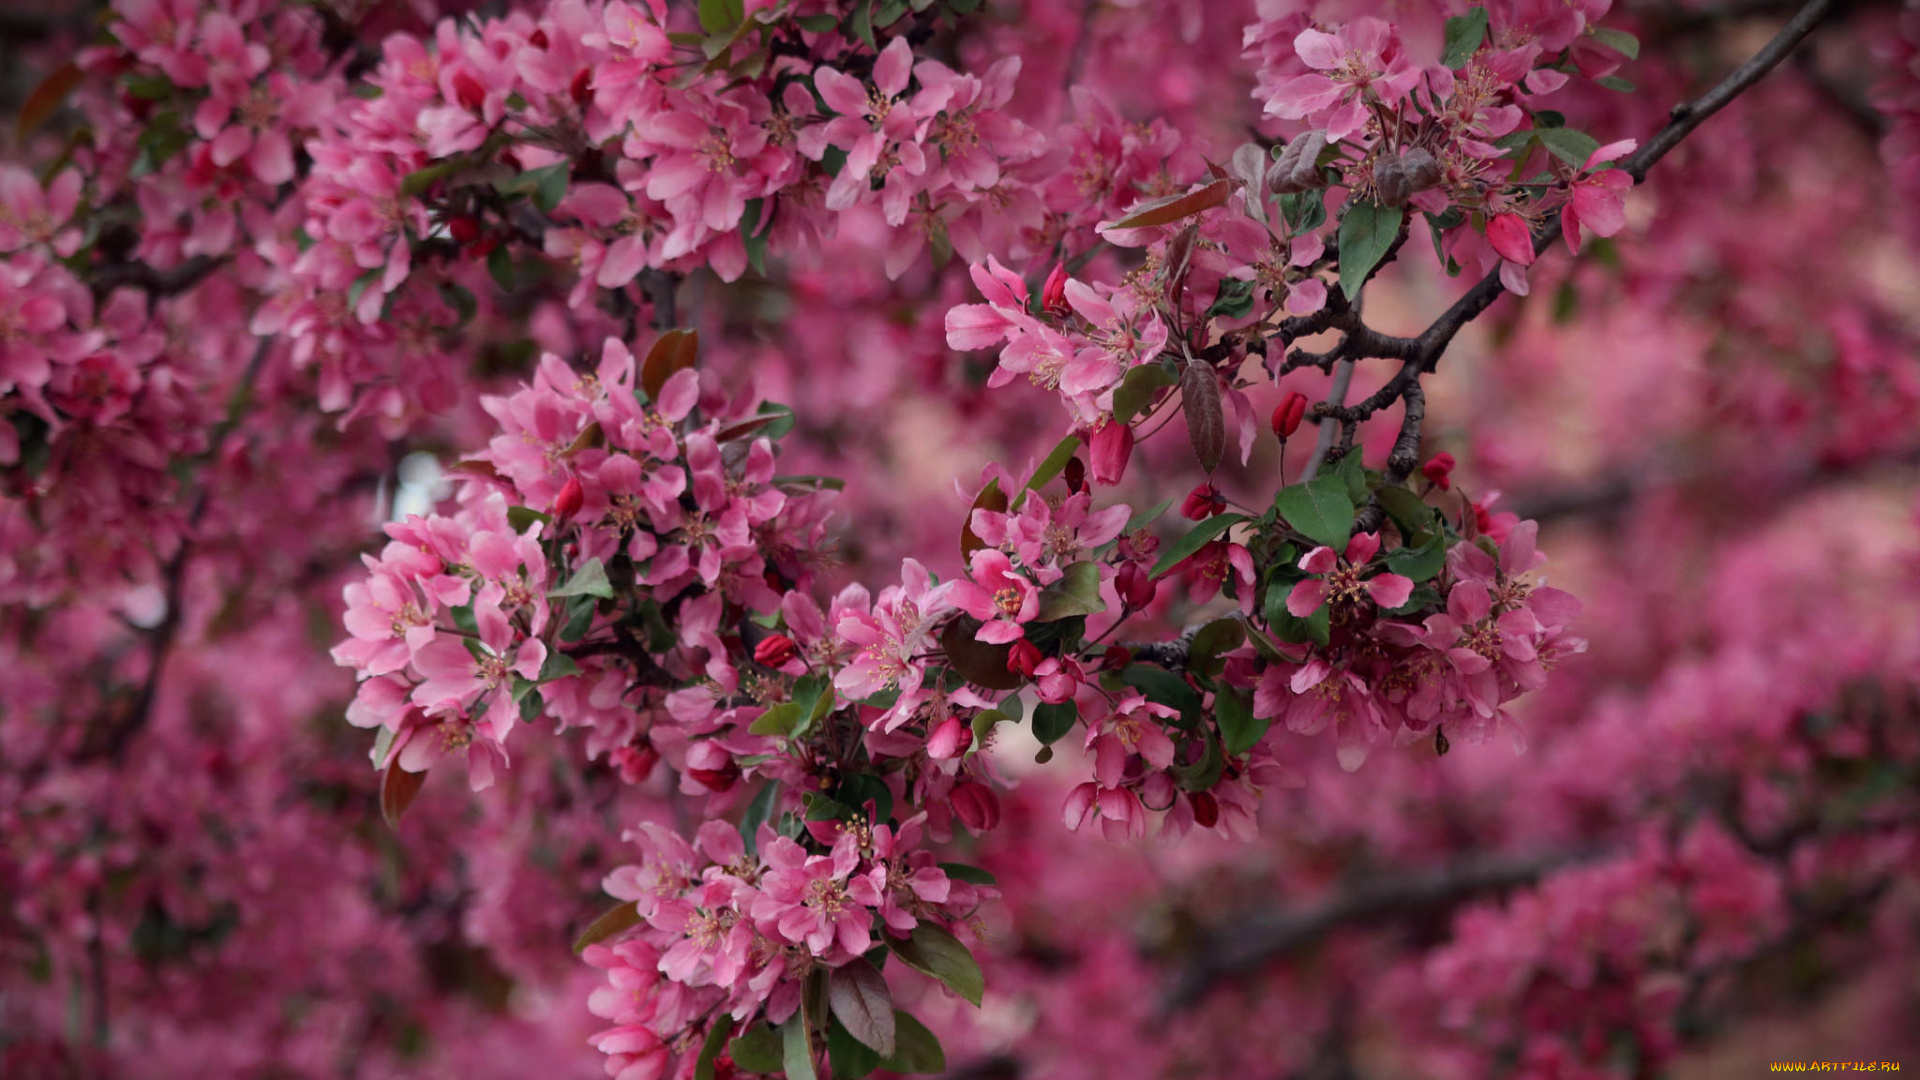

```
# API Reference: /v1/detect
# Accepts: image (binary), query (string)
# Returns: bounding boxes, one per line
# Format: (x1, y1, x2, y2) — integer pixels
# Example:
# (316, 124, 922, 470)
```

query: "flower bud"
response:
(1042, 262, 1071, 318)
(1181, 482, 1223, 521)
(611, 742, 659, 784)
(1399, 147, 1442, 192)
(687, 759, 740, 793)
(1062, 455, 1087, 494)
(754, 633, 797, 668)
(1116, 562, 1157, 609)
(452, 70, 487, 112)
(1421, 451, 1456, 491)
(951, 781, 1002, 832)
(570, 68, 594, 108)
(928, 716, 973, 759)
(1102, 645, 1133, 669)
(1007, 638, 1043, 678)
(1188, 790, 1220, 829)
(552, 475, 584, 520)
(529, 28, 551, 49)
(1271, 390, 1308, 440)
(447, 215, 481, 245)
(1088, 419, 1134, 486)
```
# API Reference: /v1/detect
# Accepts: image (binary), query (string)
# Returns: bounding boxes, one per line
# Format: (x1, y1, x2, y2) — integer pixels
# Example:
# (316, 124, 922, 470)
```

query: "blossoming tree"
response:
(4, 0, 1919, 1077)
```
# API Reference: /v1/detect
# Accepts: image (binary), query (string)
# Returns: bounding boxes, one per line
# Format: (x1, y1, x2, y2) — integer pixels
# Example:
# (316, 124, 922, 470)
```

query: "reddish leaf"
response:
(939, 617, 1021, 691)
(572, 900, 644, 953)
(1105, 180, 1231, 231)
(1181, 362, 1225, 473)
(959, 478, 1008, 562)
(18, 62, 83, 139)
(828, 959, 896, 1058)
(641, 329, 699, 400)
(381, 761, 427, 829)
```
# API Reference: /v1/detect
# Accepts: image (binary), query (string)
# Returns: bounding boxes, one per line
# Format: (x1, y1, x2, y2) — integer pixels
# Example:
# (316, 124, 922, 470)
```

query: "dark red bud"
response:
(1007, 638, 1043, 678)
(612, 743, 659, 784)
(452, 70, 487, 112)
(1042, 262, 1070, 318)
(951, 781, 1002, 832)
(1188, 790, 1220, 829)
(1062, 455, 1087, 494)
(1116, 562, 1157, 609)
(447, 215, 481, 245)
(688, 760, 740, 793)
(1180, 483, 1224, 521)
(570, 68, 593, 108)
(528, 28, 550, 49)
(1102, 645, 1132, 669)
(552, 475, 584, 520)
(754, 633, 797, 668)
(1089, 419, 1134, 486)
(1272, 391, 1309, 440)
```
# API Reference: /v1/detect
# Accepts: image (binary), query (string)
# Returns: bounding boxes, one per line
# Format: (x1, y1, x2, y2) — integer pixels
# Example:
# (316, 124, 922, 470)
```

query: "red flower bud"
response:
(1116, 562, 1157, 609)
(1062, 456, 1086, 494)
(928, 716, 973, 759)
(570, 68, 593, 108)
(528, 28, 551, 49)
(452, 70, 487, 112)
(447, 215, 481, 245)
(688, 759, 740, 793)
(1102, 645, 1132, 669)
(754, 633, 797, 668)
(1088, 419, 1134, 486)
(1181, 482, 1224, 521)
(1272, 391, 1308, 440)
(611, 743, 659, 784)
(1042, 262, 1071, 318)
(1007, 639, 1043, 678)
(1188, 790, 1220, 829)
(951, 781, 1002, 832)
(552, 475, 584, 520)
(1421, 452, 1456, 491)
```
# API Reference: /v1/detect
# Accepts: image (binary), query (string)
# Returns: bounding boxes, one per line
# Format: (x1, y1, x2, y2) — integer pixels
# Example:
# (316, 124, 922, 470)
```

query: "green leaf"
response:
(850, 0, 878, 50)
(828, 1018, 882, 1079)
(885, 1010, 947, 1073)
(1187, 618, 1246, 679)
(1280, 189, 1328, 237)
(1595, 75, 1635, 93)
(961, 477, 1007, 562)
(1333, 448, 1368, 503)
(1148, 513, 1247, 580)
(549, 557, 615, 599)
(381, 761, 426, 829)
(730, 1025, 783, 1072)
(1125, 495, 1176, 534)
(939, 616, 1021, 691)
(739, 781, 779, 853)
(1440, 6, 1489, 67)
(699, 0, 746, 33)
(1171, 728, 1224, 792)
(1216, 686, 1267, 756)
(970, 708, 1008, 746)
(506, 505, 550, 533)
(400, 160, 461, 198)
(1386, 533, 1446, 582)
(693, 1020, 732, 1080)
(1031, 699, 1078, 746)
(1035, 561, 1106, 622)
(740, 197, 770, 276)
(1120, 664, 1202, 721)
(1111, 361, 1176, 423)
(487, 244, 514, 291)
(1274, 476, 1354, 550)
(937, 862, 998, 886)
(1589, 26, 1639, 60)
(749, 702, 804, 737)
(1536, 127, 1601, 168)
(888, 923, 984, 1006)
(1265, 582, 1332, 646)
(507, 162, 570, 212)
(782, 1012, 818, 1080)
(572, 900, 642, 953)
(829, 960, 896, 1057)
(1375, 485, 1435, 534)
(795, 13, 839, 31)
(1026, 434, 1081, 492)
(839, 772, 895, 824)
(1387, 584, 1443, 616)
(538, 652, 581, 683)
(793, 674, 834, 730)
(1337, 200, 1404, 301)
(1205, 277, 1256, 321)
